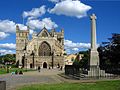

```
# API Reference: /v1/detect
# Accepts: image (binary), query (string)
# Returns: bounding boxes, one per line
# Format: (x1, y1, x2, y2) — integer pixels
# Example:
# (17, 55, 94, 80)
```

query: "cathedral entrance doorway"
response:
(43, 62, 47, 68)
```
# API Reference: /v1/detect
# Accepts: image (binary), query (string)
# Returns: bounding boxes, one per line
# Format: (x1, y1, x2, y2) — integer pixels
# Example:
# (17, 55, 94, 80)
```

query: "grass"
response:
(0, 68, 7, 74)
(18, 80, 120, 90)
(0, 68, 36, 74)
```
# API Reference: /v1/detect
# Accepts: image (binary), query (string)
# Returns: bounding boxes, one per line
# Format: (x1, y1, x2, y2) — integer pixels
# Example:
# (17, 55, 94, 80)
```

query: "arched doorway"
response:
(43, 62, 47, 68)
(39, 41, 51, 56)
(30, 63, 33, 68)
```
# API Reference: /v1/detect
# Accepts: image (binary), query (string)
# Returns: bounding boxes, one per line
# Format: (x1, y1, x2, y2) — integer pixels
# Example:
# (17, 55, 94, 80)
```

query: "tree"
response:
(79, 50, 89, 69)
(0, 54, 16, 64)
(72, 51, 90, 69)
(98, 33, 120, 67)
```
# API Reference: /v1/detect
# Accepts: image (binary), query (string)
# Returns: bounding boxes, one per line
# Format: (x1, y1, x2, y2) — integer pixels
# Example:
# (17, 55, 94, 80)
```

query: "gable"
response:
(37, 27, 50, 37)
(41, 30, 48, 37)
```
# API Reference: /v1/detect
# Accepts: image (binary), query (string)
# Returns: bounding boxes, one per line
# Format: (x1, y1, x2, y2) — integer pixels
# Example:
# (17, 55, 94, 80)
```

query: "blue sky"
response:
(0, 0, 120, 54)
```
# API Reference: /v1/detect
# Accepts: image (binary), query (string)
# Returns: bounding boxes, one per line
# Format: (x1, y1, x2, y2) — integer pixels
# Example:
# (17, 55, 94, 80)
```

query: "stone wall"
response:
(0, 81, 6, 90)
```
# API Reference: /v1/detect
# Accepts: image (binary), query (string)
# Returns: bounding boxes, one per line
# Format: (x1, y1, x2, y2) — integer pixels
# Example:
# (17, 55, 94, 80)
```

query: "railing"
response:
(65, 65, 120, 80)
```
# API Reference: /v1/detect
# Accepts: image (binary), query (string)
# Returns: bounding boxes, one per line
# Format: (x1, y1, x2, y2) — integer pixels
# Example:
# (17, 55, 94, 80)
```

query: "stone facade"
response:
(16, 25, 64, 69)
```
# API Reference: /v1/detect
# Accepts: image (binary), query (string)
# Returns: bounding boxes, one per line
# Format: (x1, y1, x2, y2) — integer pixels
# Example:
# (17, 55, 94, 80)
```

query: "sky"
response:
(0, 0, 120, 55)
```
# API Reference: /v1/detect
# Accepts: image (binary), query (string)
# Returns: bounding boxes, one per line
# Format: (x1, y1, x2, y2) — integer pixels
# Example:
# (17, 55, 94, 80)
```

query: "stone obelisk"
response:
(88, 14, 100, 77)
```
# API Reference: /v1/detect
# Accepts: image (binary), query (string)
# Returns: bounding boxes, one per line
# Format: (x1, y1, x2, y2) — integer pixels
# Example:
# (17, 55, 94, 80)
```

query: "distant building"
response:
(16, 25, 64, 69)
(65, 54, 83, 65)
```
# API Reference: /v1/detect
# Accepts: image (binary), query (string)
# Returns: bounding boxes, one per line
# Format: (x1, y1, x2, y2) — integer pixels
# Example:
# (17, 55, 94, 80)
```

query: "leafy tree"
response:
(79, 50, 89, 69)
(72, 51, 89, 69)
(0, 54, 16, 64)
(98, 33, 120, 67)
(73, 59, 80, 69)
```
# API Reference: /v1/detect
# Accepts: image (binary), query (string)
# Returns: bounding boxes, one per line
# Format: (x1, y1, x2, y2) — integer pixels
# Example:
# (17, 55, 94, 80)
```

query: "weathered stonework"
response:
(16, 26, 64, 69)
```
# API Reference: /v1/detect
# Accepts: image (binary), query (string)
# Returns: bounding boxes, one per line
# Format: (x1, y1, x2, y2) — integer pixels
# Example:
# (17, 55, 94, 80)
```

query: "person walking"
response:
(38, 66, 41, 72)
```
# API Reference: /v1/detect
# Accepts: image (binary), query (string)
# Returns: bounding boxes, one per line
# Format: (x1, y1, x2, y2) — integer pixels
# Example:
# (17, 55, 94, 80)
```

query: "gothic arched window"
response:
(39, 41, 51, 56)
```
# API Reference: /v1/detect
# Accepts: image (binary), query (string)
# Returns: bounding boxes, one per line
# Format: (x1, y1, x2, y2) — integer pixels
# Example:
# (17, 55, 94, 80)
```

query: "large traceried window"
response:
(39, 41, 51, 56)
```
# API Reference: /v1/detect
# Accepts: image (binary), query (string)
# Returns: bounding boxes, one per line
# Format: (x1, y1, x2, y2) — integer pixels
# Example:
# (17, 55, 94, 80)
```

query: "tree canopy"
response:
(98, 33, 120, 67)
(0, 54, 16, 64)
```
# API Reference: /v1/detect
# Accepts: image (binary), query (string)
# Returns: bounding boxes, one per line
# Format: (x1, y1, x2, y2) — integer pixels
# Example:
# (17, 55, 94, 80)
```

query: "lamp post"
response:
(23, 40, 27, 68)
(36, 60, 37, 70)
(52, 49, 55, 69)
(23, 52, 25, 68)
(26, 59, 27, 72)
(22, 51, 25, 68)
(31, 51, 35, 68)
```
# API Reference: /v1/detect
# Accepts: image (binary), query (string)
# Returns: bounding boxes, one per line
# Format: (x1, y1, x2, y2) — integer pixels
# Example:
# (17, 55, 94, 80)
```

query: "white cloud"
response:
(0, 49, 15, 55)
(64, 39, 100, 54)
(49, 0, 92, 18)
(64, 39, 91, 54)
(49, 0, 80, 3)
(17, 24, 27, 30)
(64, 39, 91, 49)
(49, 0, 59, 3)
(0, 32, 9, 40)
(0, 43, 16, 50)
(27, 18, 58, 30)
(0, 19, 34, 35)
(22, 5, 46, 19)
(0, 18, 57, 36)
(17, 24, 34, 34)
(0, 20, 16, 33)
(72, 48, 79, 51)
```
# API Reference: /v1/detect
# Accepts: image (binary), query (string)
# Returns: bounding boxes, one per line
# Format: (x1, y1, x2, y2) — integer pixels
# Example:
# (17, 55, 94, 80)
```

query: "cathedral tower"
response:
(16, 25, 29, 67)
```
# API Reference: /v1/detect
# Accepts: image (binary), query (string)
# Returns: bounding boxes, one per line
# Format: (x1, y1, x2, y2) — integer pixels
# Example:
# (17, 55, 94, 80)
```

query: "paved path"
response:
(1, 69, 120, 90)
(0, 69, 64, 90)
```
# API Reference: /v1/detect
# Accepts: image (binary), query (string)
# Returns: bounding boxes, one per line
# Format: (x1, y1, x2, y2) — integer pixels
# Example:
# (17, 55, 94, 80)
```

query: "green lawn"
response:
(18, 80, 120, 90)
(0, 68, 36, 74)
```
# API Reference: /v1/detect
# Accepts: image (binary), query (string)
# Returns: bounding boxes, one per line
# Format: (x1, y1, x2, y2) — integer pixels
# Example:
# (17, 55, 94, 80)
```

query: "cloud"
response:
(0, 43, 16, 50)
(0, 20, 16, 33)
(0, 19, 34, 35)
(0, 49, 15, 55)
(0, 43, 16, 55)
(0, 20, 25, 33)
(22, 5, 46, 19)
(72, 48, 79, 51)
(49, 0, 59, 3)
(49, 0, 80, 3)
(49, 0, 92, 18)
(64, 39, 91, 49)
(64, 39, 91, 54)
(27, 18, 58, 30)
(0, 32, 9, 40)
(17, 24, 27, 30)
(18, 24, 34, 34)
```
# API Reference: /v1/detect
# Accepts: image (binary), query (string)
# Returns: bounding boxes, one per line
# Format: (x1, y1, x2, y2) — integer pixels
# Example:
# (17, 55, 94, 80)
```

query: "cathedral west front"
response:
(16, 25, 64, 69)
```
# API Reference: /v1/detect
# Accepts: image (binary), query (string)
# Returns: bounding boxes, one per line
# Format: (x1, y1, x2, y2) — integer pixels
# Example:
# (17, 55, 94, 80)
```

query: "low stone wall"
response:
(0, 81, 6, 90)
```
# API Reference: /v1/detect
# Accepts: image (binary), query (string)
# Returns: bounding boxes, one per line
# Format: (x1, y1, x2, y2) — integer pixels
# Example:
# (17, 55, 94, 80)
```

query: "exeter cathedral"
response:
(16, 25, 64, 69)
